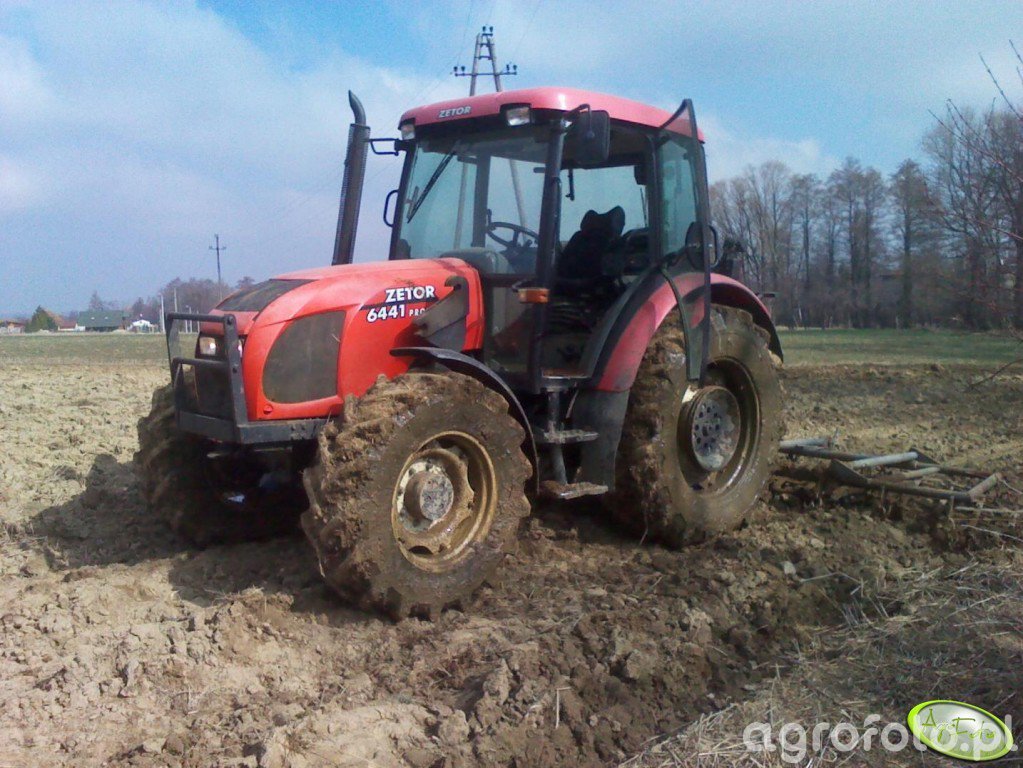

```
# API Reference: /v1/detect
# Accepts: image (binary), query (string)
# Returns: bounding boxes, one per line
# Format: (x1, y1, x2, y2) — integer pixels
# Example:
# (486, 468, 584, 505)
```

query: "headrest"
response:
(579, 206, 626, 239)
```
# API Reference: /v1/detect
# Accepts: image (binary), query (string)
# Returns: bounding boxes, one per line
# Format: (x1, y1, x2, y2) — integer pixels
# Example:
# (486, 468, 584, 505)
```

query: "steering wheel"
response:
(486, 221, 540, 272)
(485, 220, 540, 248)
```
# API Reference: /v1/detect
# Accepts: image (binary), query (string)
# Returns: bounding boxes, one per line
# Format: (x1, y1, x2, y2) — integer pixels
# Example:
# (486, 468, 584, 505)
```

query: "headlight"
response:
(197, 335, 220, 357)
(504, 105, 531, 126)
(399, 120, 415, 140)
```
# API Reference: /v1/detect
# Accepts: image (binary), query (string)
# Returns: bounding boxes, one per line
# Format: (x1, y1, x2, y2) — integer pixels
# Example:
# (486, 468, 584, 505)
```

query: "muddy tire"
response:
(301, 372, 531, 619)
(611, 306, 784, 546)
(135, 384, 301, 546)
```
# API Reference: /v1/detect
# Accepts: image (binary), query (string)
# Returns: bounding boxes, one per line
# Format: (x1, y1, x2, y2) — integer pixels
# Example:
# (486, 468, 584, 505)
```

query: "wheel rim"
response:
(391, 431, 497, 572)
(683, 385, 741, 472)
(676, 359, 760, 493)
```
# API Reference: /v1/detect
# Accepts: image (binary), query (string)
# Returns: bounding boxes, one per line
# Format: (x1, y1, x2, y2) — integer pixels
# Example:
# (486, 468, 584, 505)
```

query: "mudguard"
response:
(592, 273, 781, 393)
(390, 347, 539, 488)
(572, 273, 781, 489)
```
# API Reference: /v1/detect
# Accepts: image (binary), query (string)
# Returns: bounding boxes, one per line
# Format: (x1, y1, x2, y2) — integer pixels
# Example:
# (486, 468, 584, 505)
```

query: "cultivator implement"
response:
(779, 437, 1000, 504)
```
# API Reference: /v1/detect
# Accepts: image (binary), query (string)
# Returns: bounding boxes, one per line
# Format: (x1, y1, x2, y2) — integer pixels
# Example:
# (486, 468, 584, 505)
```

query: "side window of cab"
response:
(658, 137, 698, 257)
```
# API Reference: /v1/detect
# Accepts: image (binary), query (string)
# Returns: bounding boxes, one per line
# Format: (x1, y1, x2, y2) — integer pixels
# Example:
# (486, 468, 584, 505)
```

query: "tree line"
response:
(711, 57, 1023, 330)
(75, 277, 256, 327)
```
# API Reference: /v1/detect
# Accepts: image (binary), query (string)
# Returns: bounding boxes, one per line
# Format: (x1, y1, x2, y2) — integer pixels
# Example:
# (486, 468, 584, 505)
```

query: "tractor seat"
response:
(557, 206, 626, 286)
(547, 207, 626, 343)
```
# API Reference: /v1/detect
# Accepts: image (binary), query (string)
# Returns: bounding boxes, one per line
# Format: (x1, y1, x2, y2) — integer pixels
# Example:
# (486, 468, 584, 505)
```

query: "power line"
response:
(509, 0, 544, 64)
(390, 0, 480, 122)
(241, 1, 481, 248)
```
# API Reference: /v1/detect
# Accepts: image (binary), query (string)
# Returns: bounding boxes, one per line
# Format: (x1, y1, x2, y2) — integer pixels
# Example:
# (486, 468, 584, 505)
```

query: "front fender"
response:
(390, 347, 539, 489)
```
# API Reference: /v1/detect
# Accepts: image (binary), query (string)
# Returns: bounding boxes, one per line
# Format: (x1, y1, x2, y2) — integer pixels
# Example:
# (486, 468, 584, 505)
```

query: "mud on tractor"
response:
(137, 87, 784, 619)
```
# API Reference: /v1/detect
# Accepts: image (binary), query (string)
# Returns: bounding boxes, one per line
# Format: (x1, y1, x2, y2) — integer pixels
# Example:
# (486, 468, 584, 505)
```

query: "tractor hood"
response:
(205, 256, 485, 422)
(211, 257, 480, 337)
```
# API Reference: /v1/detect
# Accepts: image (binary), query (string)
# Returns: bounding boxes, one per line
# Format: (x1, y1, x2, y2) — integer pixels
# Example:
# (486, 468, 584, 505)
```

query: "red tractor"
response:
(137, 87, 784, 618)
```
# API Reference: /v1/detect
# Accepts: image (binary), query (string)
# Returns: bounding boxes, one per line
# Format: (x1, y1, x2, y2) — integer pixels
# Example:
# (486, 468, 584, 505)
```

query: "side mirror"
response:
(683, 221, 703, 268)
(566, 110, 610, 167)
(383, 189, 398, 228)
(714, 235, 746, 277)
(682, 221, 719, 269)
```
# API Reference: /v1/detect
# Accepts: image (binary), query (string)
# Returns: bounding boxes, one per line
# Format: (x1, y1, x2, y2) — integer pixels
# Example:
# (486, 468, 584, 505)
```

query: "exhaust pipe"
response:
(331, 91, 370, 266)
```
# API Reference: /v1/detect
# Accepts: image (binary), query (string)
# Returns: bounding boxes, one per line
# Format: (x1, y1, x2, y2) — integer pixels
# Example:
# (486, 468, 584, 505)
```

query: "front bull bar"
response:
(164, 311, 325, 444)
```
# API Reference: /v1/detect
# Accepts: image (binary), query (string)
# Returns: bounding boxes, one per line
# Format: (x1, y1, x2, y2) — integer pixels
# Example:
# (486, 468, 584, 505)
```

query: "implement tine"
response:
(967, 473, 1001, 501)
(846, 451, 919, 469)
(781, 436, 1001, 505)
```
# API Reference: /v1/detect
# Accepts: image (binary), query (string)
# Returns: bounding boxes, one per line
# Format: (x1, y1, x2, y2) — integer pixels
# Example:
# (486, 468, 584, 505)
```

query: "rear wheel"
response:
(612, 306, 783, 545)
(301, 372, 531, 619)
(135, 384, 303, 546)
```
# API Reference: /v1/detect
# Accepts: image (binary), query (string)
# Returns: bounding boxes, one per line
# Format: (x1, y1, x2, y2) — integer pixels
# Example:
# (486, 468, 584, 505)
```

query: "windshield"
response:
(398, 126, 547, 272)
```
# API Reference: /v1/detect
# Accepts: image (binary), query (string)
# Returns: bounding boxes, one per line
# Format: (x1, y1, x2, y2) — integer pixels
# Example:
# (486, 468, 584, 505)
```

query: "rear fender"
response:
(390, 347, 539, 490)
(593, 273, 781, 393)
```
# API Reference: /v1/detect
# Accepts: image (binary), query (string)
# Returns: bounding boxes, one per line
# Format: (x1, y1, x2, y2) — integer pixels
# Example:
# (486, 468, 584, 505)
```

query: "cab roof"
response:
(399, 87, 702, 140)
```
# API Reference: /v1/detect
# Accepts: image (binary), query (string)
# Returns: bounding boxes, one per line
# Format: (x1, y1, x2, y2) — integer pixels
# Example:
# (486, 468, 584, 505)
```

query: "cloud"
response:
(698, 114, 840, 182)
(0, 32, 52, 123)
(2, 0, 1021, 313)
(0, 1, 462, 311)
(0, 155, 46, 213)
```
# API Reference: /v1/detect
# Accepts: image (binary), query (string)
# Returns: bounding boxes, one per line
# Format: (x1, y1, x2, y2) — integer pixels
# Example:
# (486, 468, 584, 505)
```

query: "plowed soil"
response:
(0, 336, 1020, 767)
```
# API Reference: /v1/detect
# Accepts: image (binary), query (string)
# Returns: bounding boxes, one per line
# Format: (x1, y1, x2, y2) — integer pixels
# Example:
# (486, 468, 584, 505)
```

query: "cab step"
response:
(539, 481, 609, 500)
(537, 429, 599, 445)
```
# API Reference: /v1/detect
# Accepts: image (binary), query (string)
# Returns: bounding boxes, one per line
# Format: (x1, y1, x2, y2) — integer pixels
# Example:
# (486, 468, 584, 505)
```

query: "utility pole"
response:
(159, 293, 165, 333)
(452, 27, 525, 246)
(209, 234, 227, 298)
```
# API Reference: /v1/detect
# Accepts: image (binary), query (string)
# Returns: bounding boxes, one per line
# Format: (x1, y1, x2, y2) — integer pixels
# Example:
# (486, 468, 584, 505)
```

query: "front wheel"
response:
(611, 306, 784, 545)
(301, 372, 532, 619)
(135, 385, 303, 546)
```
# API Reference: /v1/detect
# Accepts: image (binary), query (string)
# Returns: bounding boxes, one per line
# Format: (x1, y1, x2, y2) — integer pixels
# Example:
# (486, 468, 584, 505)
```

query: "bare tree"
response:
(706, 44, 1021, 334)
(986, 109, 1023, 327)
(789, 173, 820, 323)
(924, 107, 1003, 328)
(889, 160, 935, 327)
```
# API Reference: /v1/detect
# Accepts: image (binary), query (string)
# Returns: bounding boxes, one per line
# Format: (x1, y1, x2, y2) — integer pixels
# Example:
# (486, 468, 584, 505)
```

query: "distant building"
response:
(79, 310, 128, 331)
(0, 320, 25, 335)
(129, 318, 156, 333)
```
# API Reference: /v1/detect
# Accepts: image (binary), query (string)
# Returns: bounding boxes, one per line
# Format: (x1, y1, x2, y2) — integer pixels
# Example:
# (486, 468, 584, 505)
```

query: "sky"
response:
(1, 0, 1021, 316)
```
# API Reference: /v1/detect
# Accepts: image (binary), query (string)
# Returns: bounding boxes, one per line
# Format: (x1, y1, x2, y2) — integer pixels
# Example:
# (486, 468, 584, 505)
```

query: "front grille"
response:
(262, 312, 344, 403)
(165, 311, 329, 445)
(195, 362, 233, 419)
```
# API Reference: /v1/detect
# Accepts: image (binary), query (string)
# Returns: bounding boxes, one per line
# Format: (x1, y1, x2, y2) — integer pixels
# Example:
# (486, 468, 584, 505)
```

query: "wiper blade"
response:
(406, 149, 457, 223)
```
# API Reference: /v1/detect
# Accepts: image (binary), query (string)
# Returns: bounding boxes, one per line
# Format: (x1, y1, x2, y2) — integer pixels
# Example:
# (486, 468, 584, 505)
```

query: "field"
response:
(778, 327, 1022, 367)
(3, 327, 1019, 367)
(0, 330, 1021, 767)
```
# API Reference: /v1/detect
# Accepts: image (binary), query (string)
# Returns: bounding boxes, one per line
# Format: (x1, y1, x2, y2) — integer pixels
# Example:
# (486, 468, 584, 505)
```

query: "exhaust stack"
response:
(331, 91, 370, 265)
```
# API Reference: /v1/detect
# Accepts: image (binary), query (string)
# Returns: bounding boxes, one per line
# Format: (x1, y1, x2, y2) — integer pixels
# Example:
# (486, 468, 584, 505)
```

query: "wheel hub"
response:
(393, 445, 482, 563)
(683, 385, 742, 472)
(404, 470, 455, 522)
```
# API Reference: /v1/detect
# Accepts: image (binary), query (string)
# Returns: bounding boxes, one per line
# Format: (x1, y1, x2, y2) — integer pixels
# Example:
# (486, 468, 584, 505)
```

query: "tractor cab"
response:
(384, 88, 707, 393)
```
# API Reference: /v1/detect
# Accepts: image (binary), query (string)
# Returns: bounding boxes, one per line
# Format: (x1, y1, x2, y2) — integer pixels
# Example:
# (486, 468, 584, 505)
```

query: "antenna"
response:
(451, 27, 525, 243)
